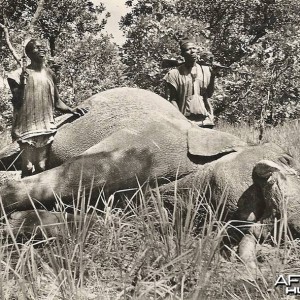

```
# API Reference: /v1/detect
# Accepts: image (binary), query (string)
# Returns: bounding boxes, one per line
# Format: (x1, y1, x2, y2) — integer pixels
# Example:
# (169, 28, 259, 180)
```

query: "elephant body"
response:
(49, 87, 193, 169)
(1, 87, 300, 259)
(0, 88, 246, 211)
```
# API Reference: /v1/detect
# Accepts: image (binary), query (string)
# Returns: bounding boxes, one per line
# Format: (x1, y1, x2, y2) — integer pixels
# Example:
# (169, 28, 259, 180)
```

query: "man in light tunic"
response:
(7, 39, 87, 177)
(164, 37, 215, 128)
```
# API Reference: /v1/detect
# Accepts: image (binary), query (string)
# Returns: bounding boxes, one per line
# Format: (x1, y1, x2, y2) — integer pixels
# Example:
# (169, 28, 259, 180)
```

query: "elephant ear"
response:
(252, 160, 282, 181)
(253, 159, 297, 181)
(187, 126, 247, 156)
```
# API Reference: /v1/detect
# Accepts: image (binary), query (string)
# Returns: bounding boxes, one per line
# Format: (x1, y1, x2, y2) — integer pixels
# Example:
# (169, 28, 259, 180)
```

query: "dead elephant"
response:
(0, 87, 300, 270)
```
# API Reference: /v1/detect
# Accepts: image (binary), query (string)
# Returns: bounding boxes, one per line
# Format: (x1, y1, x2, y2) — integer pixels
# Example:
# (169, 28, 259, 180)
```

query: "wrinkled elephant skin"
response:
(0, 87, 247, 212)
(1, 88, 300, 266)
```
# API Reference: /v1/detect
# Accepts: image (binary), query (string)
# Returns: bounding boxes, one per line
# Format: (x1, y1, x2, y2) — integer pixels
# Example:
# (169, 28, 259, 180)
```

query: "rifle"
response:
(21, 40, 27, 85)
(162, 58, 231, 70)
(161, 58, 249, 75)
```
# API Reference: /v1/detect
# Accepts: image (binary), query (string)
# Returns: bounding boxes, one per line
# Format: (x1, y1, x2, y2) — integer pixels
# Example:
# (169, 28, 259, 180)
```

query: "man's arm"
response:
(165, 82, 179, 110)
(206, 67, 216, 99)
(54, 85, 73, 113)
(54, 84, 88, 116)
(50, 70, 71, 114)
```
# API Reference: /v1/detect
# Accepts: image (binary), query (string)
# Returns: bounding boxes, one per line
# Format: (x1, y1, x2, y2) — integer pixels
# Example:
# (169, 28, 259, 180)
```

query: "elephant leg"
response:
(5, 209, 96, 238)
(0, 128, 156, 214)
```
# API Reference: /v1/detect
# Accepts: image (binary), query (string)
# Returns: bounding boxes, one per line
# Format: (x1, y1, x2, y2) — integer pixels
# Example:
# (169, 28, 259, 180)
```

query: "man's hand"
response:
(71, 107, 89, 118)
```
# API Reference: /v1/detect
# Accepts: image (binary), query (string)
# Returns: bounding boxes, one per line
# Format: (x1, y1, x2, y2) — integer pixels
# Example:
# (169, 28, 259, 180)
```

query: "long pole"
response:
(21, 40, 27, 85)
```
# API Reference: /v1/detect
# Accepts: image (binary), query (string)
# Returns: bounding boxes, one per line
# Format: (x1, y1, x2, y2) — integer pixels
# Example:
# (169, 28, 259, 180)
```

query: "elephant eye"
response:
(278, 155, 290, 166)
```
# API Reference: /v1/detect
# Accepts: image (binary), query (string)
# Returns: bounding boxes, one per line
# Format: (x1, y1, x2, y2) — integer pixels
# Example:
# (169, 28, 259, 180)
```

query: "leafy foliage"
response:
(0, 0, 129, 131)
(56, 34, 132, 106)
(1, 0, 300, 131)
(37, 0, 108, 56)
(120, 0, 209, 95)
(121, 0, 300, 125)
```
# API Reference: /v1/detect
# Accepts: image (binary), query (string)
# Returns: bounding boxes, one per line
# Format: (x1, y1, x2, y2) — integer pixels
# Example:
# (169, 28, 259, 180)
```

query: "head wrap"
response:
(179, 37, 195, 50)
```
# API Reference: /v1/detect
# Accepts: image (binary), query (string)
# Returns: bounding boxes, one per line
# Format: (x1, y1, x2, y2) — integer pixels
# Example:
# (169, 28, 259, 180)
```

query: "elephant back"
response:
(49, 87, 189, 167)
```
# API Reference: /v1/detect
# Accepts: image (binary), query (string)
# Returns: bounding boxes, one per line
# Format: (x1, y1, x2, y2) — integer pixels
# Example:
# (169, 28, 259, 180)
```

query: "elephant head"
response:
(252, 158, 300, 238)
(235, 156, 300, 273)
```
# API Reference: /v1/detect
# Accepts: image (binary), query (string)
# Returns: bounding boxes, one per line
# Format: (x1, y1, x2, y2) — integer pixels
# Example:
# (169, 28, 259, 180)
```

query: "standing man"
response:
(7, 38, 87, 177)
(164, 37, 215, 128)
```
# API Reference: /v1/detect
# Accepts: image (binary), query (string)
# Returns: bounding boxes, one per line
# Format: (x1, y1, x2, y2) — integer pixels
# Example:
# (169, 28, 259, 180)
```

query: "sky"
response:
(92, 0, 132, 45)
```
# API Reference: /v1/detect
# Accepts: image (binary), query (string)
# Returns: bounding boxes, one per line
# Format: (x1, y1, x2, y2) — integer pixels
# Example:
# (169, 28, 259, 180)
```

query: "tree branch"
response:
(0, 0, 46, 65)
(0, 22, 21, 65)
(29, 0, 45, 30)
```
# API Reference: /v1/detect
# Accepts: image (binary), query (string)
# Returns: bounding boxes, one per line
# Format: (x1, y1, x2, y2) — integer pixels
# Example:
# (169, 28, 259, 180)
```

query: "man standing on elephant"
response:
(164, 37, 215, 128)
(7, 38, 87, 177)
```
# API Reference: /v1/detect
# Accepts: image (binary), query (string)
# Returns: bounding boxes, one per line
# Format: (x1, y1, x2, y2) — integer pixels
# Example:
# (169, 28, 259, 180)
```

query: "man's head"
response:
(179, 37, 198, 63)
(25, 39, 46, 62)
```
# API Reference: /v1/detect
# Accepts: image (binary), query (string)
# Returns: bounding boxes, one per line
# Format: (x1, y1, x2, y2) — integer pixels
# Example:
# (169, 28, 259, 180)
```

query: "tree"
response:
(121, 0, 300, 125)
(37, 0, 108, 56)
(0, 0, 108, 65)
(0, 0, 128, 131)
(120, 0, 210, 95)
(57, 34, 131, 105)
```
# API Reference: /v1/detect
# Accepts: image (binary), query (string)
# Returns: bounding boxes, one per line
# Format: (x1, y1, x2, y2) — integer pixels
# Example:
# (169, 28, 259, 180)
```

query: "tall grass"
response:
(1, 183, 297, 299)
(1, 121, 300, 299)
(217, 120, 300, 158)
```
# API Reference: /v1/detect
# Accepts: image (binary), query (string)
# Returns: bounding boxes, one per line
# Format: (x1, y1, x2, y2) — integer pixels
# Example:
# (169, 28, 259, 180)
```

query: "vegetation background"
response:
(0, 0, 300, 299)
(0, 0, 300, 131)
